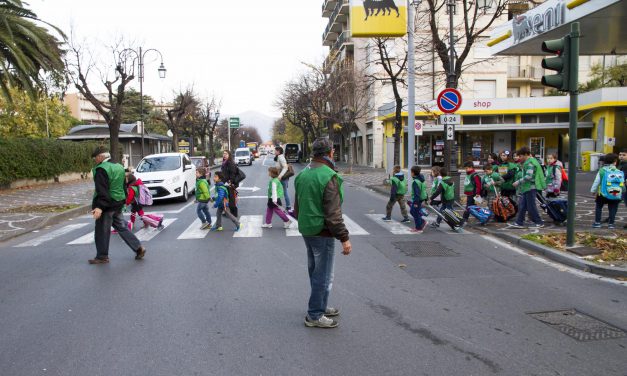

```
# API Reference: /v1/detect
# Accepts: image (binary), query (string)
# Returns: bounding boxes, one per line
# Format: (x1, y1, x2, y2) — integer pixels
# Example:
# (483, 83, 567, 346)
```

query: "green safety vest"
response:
(520, 157, 547, 193)
(498, 162, 518, 191)
(412, 179, 427, 202)
(294, 165, 344, 236)
(441, 177, 455, 201)
(430, 179, 440, 196)
(464, 172, 478, 194)
(390, 175, 408, 195)
(482, 172, 502, 193)
(268, 177, 284, 198)
(92, 161, 126, 202)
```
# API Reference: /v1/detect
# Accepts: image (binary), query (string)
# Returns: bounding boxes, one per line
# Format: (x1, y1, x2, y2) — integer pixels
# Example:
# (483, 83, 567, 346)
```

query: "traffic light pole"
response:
(566, 22, 580, 247)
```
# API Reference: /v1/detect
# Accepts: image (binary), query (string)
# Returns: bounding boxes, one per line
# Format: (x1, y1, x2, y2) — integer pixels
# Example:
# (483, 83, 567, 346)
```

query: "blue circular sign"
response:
(437, 88, 463, 114)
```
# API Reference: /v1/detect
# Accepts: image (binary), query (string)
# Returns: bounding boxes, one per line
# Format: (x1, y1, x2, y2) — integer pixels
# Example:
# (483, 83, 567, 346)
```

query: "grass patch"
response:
(522, 232, 627, 263)
(1, 204, 82, 214)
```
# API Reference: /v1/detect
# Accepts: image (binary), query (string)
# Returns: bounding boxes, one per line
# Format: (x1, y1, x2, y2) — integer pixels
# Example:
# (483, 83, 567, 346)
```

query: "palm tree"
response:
(0, 0, 65, 102)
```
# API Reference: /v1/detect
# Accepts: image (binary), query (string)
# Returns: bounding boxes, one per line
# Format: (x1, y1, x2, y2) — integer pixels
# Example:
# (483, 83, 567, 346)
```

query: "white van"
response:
(134, 153, 196, 202)
(235, 147, 253, 166)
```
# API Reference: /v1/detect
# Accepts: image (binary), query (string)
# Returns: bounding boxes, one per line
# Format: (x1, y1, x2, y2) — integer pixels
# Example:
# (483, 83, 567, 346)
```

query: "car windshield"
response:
(286, 146, 298, 153)
(235, 151, 249, 157)
(136, 156, 181, 172)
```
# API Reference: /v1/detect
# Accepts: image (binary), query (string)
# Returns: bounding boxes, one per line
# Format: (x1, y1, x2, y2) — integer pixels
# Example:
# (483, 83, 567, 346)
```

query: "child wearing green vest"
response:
(430, 168, 455, 228)
(461, 161, 483, 225)
(382, 165, 410, 223)
(408, 166, 427, 233)
(211, 172, 241, 232)
(497, 151, 519, 198)
(262, 167, 295, 229)
(511, 146, 545, 229)
(482, 164, 504, 209)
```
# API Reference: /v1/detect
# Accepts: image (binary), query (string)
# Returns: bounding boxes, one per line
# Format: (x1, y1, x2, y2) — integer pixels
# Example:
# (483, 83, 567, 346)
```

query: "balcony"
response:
(507, 65, 543, 81)
(322, 0, 338, 17)
(332, 31, 353, 52)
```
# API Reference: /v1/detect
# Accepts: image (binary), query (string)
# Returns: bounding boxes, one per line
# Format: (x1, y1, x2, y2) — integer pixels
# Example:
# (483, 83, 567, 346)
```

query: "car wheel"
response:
(179, 183, 188, 202)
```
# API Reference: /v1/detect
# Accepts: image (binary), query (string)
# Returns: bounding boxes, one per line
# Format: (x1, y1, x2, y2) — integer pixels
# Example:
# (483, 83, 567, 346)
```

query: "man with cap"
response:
(294, 137, 351, 328)
(89, 146, 146, 264)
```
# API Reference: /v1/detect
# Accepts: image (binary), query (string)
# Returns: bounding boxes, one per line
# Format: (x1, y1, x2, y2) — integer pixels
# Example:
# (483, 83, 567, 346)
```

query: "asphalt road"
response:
(0, 156, 626, 376)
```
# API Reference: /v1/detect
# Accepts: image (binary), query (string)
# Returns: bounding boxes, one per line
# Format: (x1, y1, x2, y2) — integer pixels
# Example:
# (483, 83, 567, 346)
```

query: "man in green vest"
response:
(511, 146, 545, 229)
(294, 138, 351, 329)
(89, 146, 146, 264)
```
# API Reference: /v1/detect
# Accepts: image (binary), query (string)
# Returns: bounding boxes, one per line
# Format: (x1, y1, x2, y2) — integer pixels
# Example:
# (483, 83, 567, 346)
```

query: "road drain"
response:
(393, 241, 459, 257)
(527, 309, 627, 342)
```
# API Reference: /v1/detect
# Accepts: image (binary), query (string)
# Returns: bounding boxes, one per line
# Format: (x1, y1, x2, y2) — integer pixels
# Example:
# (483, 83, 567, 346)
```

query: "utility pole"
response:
(407, 0, 416, 176)
(445, 0, 460, 199)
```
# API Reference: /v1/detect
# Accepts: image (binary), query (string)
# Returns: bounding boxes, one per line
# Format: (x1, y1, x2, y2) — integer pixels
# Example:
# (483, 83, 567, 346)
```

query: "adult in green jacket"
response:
(511, 147, 545, 228)
(89, 146, 145, 264)
(294, 138, 351, 329)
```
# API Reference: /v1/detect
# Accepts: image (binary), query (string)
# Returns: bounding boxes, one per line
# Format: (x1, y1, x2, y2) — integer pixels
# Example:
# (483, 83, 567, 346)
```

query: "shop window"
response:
(463, 116, 481, 125)
(481, 116, 500, 125)
(531, 88, 545, 97)
(556, 114, 569, 122)
(521, 115, 538, 124)
(538, 114, 556, 123)
(503, 115, 516, 124)
(507, 87, 520, 98)
(529, 137, 545, 160)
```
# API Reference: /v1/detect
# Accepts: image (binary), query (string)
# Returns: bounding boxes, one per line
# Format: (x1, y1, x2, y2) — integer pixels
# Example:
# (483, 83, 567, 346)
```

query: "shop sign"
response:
(350, 0, 407, 38)
(178, 139, 190, 153)
(512, 1, 565, 45)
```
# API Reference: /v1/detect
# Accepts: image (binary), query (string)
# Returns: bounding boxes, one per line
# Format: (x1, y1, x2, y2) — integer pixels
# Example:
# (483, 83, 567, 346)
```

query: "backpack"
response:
(599, 167, 625, 200)
(136, 184, 153, 206)
(232, 166, 246, 186)
(555, 166, 569, 191)
(441, 180, 455, 201)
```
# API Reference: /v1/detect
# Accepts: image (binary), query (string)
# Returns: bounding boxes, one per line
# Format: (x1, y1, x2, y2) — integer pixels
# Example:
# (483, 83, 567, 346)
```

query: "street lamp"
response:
(121, 47, 167, 158)
(477, 0, 493, 13)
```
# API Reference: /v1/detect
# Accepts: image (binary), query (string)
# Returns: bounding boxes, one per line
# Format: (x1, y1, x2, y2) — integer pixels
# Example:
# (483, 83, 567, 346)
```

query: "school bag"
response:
(491, 186, 517, 222)
(536, 192, 567, 224)
(137, 184, 153, 206)
(467, 205, 493, 226)
(441, 180, 455, 201)
(553, 165, 569, 192)
(599, 167, 625, 200)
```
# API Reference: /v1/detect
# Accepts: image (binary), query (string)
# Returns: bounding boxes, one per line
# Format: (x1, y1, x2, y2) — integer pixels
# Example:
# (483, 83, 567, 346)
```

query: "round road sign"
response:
(414, 121, 423, 131)
(437, 88, 462, 114)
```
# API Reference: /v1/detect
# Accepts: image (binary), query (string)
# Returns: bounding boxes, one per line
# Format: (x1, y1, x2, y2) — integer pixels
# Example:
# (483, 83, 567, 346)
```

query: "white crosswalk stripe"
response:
(67, 231, 95, 245)
(342, 214, 369, 235)
(233, 215, 263, 238)
(285, 220, 300, 237)
(366, 214, 415, 235)
(134, 218, 177, 242)
(177, 218, 215, 240)
(15, 224, 90, 247)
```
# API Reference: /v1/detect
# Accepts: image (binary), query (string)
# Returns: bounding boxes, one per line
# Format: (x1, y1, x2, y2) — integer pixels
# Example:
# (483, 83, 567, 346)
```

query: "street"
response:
(0, 156, 625, 376)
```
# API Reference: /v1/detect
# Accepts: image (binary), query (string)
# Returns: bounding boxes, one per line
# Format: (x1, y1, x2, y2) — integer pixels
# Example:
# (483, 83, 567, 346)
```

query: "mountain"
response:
(235, 110, 277, 142)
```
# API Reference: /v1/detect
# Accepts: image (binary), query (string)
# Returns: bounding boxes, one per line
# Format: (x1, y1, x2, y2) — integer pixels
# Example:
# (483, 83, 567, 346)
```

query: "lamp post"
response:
(210, 110, 220, 165)
(122, 47, 166, 158)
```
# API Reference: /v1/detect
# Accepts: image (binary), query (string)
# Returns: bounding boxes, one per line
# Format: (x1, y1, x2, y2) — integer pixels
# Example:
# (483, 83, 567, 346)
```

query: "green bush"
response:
(0, 138, 98, 187)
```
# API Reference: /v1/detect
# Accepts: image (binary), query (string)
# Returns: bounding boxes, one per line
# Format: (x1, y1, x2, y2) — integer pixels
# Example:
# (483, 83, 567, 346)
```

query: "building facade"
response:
(63, 93, 107, 124)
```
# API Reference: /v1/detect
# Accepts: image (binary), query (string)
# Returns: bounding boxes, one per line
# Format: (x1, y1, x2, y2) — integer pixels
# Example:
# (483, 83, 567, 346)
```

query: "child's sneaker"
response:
(508, 223, 526, 229)
(419, 221, 428, 231)
(201, 222, 211, 230)
(608, 224, 616, 230)
(381, 216, 392, 221)
(400, 217, 411, 223)
(210, 226, 223, 232)
(283, 220, 295, 229)
(235, 223, 242, 232)
(592, 222, 602, 228)
(261, 223, 272, 228)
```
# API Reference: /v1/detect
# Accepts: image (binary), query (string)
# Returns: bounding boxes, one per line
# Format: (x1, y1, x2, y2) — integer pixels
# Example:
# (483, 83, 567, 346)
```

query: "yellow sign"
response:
(350, 0, 407, 38)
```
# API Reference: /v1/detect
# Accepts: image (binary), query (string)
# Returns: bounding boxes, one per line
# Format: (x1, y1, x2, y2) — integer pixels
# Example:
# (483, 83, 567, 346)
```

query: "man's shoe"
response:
(304, 315, 338, 328)
(325, 307, 340, 317)
(210, 226, 223, 232)
(592, 222, 602, 228)
(400, 217, 411, 223)
(135, 246, 146, 260)
(88, 257, 109, 265)
(261, 223, 272, 228)
(381, 217, 392, 222)
(509, 223, 526, 229)
(530, 223, 545, 229)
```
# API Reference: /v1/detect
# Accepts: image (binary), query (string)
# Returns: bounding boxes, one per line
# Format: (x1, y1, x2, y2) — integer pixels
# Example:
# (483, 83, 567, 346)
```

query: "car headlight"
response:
(168, 175, 181, 184)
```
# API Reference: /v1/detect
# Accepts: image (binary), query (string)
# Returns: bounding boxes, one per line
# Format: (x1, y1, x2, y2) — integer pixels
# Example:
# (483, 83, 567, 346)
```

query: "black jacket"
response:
(221, 159, 238, 186)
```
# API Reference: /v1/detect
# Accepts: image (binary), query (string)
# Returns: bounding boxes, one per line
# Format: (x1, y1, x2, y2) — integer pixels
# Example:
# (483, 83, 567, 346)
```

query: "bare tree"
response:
(66, 38, 136, 162)
(196, 97, 222, 165)
(160, 88, 199, 151)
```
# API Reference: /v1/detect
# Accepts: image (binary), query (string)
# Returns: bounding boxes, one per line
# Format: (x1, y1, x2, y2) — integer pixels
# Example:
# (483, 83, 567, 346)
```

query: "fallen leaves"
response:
(522, 232, 627, 264)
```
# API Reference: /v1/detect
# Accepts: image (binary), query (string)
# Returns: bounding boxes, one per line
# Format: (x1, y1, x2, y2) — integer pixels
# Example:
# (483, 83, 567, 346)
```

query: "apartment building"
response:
(63, 93, 107, 124)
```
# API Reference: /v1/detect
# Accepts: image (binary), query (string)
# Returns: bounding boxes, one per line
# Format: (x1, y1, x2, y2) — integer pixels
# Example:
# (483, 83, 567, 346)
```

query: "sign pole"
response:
(407, 0, 416, 176)
(445, 0, 459, 200)
(566, 22, 580, 247)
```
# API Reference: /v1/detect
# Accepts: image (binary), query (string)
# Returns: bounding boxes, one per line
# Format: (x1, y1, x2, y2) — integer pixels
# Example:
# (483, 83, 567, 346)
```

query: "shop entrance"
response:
(461, 133, 494, 167)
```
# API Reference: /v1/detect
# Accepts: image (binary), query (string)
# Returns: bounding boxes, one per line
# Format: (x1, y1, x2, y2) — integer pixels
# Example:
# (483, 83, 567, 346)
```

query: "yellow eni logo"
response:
(350, 0, 407, 38)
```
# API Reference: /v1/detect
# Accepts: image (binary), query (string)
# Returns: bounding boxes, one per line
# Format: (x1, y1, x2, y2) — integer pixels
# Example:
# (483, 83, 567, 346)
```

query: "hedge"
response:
(0, 138, 98, 187)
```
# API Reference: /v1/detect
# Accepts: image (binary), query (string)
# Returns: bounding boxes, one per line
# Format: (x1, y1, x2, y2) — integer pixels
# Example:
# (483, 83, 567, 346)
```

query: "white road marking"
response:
(134, 218, 177, 242)
(342, 214, 369, 235)
(237, 196, 268, 199)
(233, 215, 263, 238)
(286, 220, 300, 237)
(177, 218, 215, 240)
(366, 214, 414, 235)
(14, 223, 90, 247)
(67, 231, 95, 245)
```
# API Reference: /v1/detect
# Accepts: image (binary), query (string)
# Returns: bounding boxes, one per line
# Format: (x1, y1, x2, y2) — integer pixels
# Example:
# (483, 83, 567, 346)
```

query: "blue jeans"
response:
(462, 195, 476, 220)
(281, 179, 291, 208)
(516, 189, 543, 225)
(196, 202, 211, 224)
(303, 236, 335, 320)
(409, 201, 425, 229)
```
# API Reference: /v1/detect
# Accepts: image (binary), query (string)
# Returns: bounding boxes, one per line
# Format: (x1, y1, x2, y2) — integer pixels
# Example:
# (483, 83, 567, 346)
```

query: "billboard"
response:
(350, 0, 407, 38)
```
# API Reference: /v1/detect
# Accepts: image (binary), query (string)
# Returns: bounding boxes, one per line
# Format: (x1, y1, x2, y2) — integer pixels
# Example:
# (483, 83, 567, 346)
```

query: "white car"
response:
(134, 153, 196, 202)
(235, 148, 252, 166)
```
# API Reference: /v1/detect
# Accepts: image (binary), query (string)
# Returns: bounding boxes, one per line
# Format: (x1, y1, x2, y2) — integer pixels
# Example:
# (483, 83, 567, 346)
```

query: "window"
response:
(531, 88, 545, 97)
(474, 37, 490, 59)
(529, 137, 545, 160)
(557, 113, 569, 122)
(463, 116, 481, 124)
(507, 87, 520, 98)
(539, 114, 556, 123)
(474, 80, 496, 98)
(521, 115, 538, 124)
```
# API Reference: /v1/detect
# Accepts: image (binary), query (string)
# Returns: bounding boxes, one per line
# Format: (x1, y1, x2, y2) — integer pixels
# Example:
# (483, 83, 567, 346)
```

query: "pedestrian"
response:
(430, 168, 455, 228)
(262, 167, 295, 229)
(220, 150, 240, 217)
(124, 173, 145, 232)
(460, 161, 482, 226)
(274, 146, 292, 211)
(482, 164, 503, 209)
(544, 153, 564, 198)
(497, 150, 519, 199)
(511, 146, 546, 229)
(591, 153, 625, 229)
(382, 165, 410, 223)
(294, 137, 351, 329)
(211, 171, 241, 232)
(620, 148, 627, 228)
(89, 146, 146, 264)
(195, 167, 212, 230)
(408, 166, 427, 233)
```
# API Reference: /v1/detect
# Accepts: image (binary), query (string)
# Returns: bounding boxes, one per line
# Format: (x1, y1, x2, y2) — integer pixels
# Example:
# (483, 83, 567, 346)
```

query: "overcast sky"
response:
(30, 0, 328, 118)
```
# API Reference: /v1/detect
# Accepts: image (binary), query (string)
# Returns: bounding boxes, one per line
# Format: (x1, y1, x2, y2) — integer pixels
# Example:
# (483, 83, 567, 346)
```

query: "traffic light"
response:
(541, 36, 571, 92)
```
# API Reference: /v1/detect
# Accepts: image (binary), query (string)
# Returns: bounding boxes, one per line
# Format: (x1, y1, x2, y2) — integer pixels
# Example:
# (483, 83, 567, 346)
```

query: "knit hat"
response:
(91, 145, 109, 157)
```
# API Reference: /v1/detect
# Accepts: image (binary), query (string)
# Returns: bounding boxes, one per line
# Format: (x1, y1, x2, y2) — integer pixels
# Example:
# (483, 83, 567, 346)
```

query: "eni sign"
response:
(512, 1, 565, 44)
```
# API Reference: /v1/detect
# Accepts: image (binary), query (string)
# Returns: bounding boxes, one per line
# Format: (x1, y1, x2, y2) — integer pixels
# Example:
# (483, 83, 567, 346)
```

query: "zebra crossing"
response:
(12, 211, 461, 248)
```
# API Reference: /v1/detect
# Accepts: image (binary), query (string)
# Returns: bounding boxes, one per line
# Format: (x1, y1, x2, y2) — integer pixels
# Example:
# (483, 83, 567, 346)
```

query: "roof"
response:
(60, 123, 171, 141)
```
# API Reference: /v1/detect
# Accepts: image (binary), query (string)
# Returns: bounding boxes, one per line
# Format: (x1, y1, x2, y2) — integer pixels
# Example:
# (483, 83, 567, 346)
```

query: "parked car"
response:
(284, 143, 300, 163)
(190, 156, 211, 178)
(134, 153, 196, 202)
(235, 147, 253, 166)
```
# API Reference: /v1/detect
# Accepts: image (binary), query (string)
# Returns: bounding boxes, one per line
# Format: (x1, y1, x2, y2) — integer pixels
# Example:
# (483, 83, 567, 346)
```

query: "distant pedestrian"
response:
(511, 146, 546, 229)
(382, 165, 410, 223)
(482, 164, 503, 209)
(275, 146, 292, 211)
(591, 153, 625, 229)
(195, 167, 212, 230)
(460, 161, 482, 227)
(430, 168, 455, 228)
(124, 173, 145, 232)
(89, 146, 146, 264)
(620, 148, 627, 228)
(408, 166, 427, 233)
(221, 150, 240, 217)
(497, 151, 519, 199)
(262, 167, 295, 229)
(294, 137, 351, 329)
(211, 171, 241, 232)
(544, 154, 564, 198)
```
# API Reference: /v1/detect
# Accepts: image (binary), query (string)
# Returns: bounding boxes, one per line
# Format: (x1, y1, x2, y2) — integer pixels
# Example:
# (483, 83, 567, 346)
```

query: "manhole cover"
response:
(392, 241, 459, 257)
(528, 309, 627, 342)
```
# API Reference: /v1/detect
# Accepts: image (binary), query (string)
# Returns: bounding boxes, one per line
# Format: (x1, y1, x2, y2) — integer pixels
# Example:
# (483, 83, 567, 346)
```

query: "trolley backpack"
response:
(141, 213, 163, 229)
(490, 186, 517, 222)
(426, 204, 463, 232)
(536, 191, 567, 224)
(137, 184, 153, 206)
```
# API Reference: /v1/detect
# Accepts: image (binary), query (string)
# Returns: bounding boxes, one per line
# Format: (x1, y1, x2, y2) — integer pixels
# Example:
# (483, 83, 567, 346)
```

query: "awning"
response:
(420, 122, 593, 132)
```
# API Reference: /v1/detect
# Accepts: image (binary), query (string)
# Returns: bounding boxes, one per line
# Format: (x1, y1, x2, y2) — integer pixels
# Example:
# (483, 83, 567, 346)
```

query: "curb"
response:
(0, 203, 92, 243)
(482, 228, 627, 279)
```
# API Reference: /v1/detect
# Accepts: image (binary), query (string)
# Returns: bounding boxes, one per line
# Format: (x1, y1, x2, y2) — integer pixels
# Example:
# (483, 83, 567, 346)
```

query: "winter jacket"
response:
(213, 182, 229, 209)
(221, 159, 238, 186)
(275, 154, 289, 180)
(195, 177, 210, 203)
(411, 174, 426, 203)
(125, 179, 144, 206)
(545, 161, 563, 194)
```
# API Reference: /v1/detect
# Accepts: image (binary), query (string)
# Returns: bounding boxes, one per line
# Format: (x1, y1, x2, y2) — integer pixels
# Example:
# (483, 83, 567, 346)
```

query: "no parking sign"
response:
(437, 89, 462, 114)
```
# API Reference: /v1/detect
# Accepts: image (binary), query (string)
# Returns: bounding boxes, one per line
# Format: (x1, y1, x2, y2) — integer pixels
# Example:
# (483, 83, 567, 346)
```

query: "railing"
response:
(333, 31, 352, 51)
(508, 65, 543, 79)
(323, 0, 348, 41)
